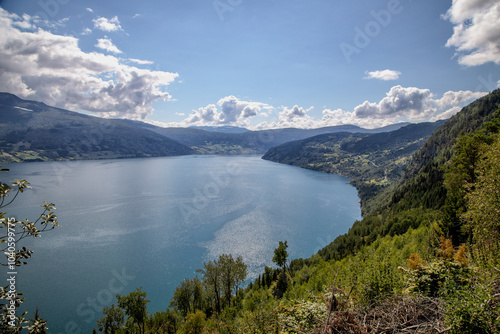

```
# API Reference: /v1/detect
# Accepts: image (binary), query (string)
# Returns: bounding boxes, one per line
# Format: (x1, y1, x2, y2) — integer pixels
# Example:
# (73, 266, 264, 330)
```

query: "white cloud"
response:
(430, 106, 462, 122)
(185, 104, 218, 124)
(274, 105, 316, 128)
(168, 85, 488, 130)
(82, 27, 92, 35)
(0, 8, 178, 120)
(354, 86, 434, 121)
(129, 58, 154, 65)
(364, 69, 401, 81)
(183, 96, 272, 127)
(433, 90, 487, 109)
(86, 8, 94, 13)
(444, 0, 500, 66)
(93, 16, 122, 32)
(352, 86, 488, 123)
(95, 37, 122, 54)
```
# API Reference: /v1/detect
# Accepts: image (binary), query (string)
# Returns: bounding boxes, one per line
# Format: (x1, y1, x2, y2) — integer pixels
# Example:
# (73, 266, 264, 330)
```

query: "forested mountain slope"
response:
(6, 91, 500, 333)
(319, 88, 500, 261)
(262, 121, 444, 214)
(0, 93, 194, 162)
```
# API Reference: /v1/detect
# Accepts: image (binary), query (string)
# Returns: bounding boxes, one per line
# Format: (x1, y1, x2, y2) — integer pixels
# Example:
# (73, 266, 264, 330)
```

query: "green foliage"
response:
(197, 254, 247, 315)
(272, 240, 288, 270)
(116, 288, 149, 334)
(274, 300, 326, 332)
(179, 310, 206, 334)
(170, 277, 204, 317)
(0, 167, 59, 332)
(97, 304, 125, 334)
(263, 122, 443, 215)
(219, 254, 248, 309)
(462, 134, 500, 267)
(97, 90, 500, 333)
(146, 309, 182, 334)
(403, 237, 473, 298)
(445, 287, 500, 334)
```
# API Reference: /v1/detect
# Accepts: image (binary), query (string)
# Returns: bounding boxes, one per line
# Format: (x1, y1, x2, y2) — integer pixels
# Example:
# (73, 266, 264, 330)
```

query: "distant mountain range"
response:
(0, 92, 412, 162)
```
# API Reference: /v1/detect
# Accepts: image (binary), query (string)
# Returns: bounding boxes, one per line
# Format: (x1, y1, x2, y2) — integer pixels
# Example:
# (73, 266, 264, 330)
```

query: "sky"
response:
(0, 0, 499, 130)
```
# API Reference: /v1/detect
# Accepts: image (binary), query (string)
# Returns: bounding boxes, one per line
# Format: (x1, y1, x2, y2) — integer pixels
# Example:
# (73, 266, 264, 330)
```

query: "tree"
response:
(0, 166, 59, 332)
(97, 304, 125, 334)
(197, 254, 247, 314)
(462, 134, 500, 267)
(170, 277, 204, 317)
(180, 310, 205, 334)
(219, 254, 247, 308)
(116, 288, 149, 334)
(272, 241, 288, 271)
(198, 259, 222, 314)
(147, 309, 182, 334)
(271, 241, 290, 299)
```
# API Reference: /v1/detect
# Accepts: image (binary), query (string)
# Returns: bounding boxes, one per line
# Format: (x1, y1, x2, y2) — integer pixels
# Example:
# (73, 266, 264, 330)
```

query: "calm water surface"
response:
(3, 155, 361, 333)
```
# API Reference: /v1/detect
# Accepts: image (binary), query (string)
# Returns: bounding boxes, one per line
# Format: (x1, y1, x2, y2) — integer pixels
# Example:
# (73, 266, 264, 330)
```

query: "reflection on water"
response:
(3, 155, 361, 333)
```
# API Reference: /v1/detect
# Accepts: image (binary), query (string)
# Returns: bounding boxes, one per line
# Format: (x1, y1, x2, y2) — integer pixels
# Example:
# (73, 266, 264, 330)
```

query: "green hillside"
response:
(3, 91, 500, 333)
(262, 121, 444, 215)
(0, 93, 194, 162)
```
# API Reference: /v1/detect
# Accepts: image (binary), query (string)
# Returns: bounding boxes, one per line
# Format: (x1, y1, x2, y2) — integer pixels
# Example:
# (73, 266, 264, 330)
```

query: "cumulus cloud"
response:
(95, 37, 122, 54)
(93, 16, 122, 32)
(185, 104, 218, 124)
(280, 105, 307, 120)
(175, 85, 487, 130)
(433, 90, 487, 109)
(352, 86, 488, 123)
(354, 86, 434, 121)
(364, 69, 401, 81)
(430, 106, 462, 122)
(0, 8, 178, 119)
(218, 96, 263, 124)
(444, 0, 500, 65)
(184, 96, 272, 126)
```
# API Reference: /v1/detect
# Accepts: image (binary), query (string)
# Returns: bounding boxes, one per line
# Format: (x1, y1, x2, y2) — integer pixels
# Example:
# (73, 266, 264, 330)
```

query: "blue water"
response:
(2, 155, 361, 333)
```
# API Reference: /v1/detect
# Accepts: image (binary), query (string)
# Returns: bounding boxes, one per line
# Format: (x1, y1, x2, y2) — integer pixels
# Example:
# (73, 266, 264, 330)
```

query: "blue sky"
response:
(1, 0, 499, 129)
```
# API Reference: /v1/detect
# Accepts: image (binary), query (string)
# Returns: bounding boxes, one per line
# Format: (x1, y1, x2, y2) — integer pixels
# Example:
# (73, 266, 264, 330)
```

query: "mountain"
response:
(189, 125, 249, 133)
(262, 121, 445, 214)
(135, 122, 411, 155)
(317, 88, 500, 261)
(0, 93, 193, 162)
(95, 90, 500, 333)
(0, 92, 416, 161)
